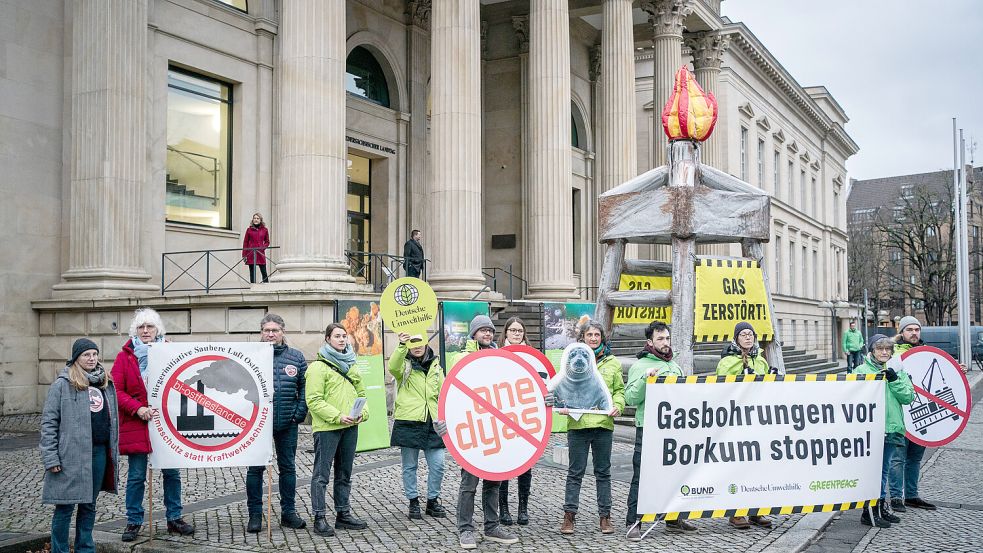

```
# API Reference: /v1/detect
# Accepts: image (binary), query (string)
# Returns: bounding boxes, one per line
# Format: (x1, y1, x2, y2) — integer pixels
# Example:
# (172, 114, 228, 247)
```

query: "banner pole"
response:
(266, 465, 273, 542)
(147, 466, 154, 540)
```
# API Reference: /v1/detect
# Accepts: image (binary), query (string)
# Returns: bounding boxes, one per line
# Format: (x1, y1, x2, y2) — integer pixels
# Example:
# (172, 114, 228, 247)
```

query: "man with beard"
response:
(623, 321, 696, 540)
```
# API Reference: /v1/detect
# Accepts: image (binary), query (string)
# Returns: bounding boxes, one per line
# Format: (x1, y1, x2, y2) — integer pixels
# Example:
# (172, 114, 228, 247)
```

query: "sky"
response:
(720, 0, 983, 180)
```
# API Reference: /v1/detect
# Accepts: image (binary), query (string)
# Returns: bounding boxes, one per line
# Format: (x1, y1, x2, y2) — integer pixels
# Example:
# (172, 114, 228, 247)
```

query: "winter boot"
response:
(408, 498, 423, 520)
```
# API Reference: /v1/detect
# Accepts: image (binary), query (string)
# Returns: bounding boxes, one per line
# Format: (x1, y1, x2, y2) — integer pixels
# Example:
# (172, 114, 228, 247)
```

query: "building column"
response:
(685, 30, 730, 169)
(642, 0, 693, 168)
(524, 0, 576, 299)
(269, 0, 354, 285)
(426, 0, 486, 294)
(53, 0, 157, 297)
(598, 0, 637, 194)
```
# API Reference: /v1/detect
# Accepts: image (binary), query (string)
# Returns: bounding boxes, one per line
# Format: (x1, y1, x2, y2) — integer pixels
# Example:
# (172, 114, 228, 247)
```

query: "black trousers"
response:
(248, 264, 268, 283)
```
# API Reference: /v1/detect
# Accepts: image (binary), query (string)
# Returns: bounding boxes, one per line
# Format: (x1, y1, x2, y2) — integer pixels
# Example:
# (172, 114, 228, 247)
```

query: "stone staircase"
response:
(489, 301, 545, 348)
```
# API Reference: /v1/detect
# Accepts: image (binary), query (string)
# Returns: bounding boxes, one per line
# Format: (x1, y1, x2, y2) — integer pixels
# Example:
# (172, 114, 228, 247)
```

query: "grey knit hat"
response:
(469, 315, 495, 338)
(898, 316, 921, 332)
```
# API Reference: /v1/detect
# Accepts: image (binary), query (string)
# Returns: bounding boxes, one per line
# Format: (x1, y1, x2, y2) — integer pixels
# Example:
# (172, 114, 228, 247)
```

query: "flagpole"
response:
(958, 129, 972, 366)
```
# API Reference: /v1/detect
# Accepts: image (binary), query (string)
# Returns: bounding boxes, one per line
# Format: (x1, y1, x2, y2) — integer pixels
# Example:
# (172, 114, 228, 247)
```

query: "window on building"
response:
(803, 244, 809, 297)
(572, 188, 582, 273)
(813, 249, 819, 298)
(346, 46, 390, 107)
(757, 138, 765, 188)
(773, 150, 781, 195)
(740, 127, 749, 180)
(833, 190, 840, 226)
(789, 240, 796, 295)
(800, 170, 807, 212)
(166, 68, 232, 229)
(571, 102, 589, 150)
(787, 160, 794, 202)
(811, 177, 818, 218)
(775, 235, 783, 294)
(346, 153, 371, 256)
(215, 0, 247, 11)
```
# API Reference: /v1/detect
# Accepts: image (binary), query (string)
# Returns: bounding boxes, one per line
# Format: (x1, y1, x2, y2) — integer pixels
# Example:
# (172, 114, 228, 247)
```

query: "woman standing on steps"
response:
(242, 212, 270, 283)
(497, 317, 534, 526)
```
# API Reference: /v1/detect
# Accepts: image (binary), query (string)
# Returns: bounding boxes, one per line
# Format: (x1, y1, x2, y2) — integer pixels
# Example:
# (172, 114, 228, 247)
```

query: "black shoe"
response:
(313, 516, 335, 537)
(281, 512, 307, 529)
(666, 519, 698, 532)
(904, 497, 937, 510)
(167, 518, 195, 536)
(499, 499, 514, 526)
(861, 506, 890, 528)
(121, 524, 141, 542)
(247, 513, 262, 533)
(335, 511, 368, 530)
(408, 497, 423, 520)
(890, 498, 907, 513)
(878, 504, 900, 524)
(516, 496, 529, 526)
(425, 497, 447, 518)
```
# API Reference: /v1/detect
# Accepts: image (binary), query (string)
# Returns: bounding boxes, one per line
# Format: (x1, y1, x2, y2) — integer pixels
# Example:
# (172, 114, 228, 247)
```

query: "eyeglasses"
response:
(738, 331, 755, 338)
(507, 328, 524, 334)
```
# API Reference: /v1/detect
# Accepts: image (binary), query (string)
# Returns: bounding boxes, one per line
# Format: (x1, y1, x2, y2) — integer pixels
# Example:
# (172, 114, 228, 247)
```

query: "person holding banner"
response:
(889, 317, 937, 512)
(389, 332, 447, 521)
(560, 321, 625, 535)
(855, 334, 914, 528)
(498, 317, 533, 526)
(40, 338, 119, 553)
(306, 323, 371, 536)
(245, 314, 308, 533)
(113, 309, 194, 542)
(716, 322, 771, 376)
(623, 322, 697, 540)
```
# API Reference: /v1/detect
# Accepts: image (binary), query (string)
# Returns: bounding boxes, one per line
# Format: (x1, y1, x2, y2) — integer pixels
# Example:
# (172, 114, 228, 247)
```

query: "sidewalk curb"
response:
(92, 531, 244, 553)
(760, 511, 837, 553)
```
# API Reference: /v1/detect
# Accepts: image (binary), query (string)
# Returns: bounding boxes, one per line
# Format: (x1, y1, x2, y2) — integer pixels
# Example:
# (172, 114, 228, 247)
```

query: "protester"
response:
(389, 333, 447, 521)
(560, 321, 625, 535)
(498, 317, 533, 526)
(623, 322, 696, 540)
(716, 322, 770, 377)
(842, 320, 865, 374)
(245, 314, 308, 532)
(715, 321, 773, 528)
(403, 229, 425, 279)
(436, 314, 519, 549)
(113, 308, 194, 541)
(243, 212, 271, 283)
(855, 334, 914, 527)
(40, 338, 119, 553)
(306, 323, 370, 536)
(889, 316, 936, 512)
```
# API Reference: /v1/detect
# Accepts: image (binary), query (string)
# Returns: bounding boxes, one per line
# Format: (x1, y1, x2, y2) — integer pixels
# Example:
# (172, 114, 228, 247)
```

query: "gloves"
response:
(544, 392, 555, 407)
(883, 367, 899, 382)
(769, 366, 779, 375)
(433, 420, 448, 436)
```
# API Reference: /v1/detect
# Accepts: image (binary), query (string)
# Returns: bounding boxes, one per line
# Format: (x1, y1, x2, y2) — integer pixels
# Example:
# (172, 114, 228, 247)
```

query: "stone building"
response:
(1, 0, 857, 414)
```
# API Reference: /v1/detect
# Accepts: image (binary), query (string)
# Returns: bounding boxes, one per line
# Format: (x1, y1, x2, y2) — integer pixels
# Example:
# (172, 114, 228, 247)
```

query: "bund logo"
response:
(394, 283, 420, 307)
(680, 484, 715, 497)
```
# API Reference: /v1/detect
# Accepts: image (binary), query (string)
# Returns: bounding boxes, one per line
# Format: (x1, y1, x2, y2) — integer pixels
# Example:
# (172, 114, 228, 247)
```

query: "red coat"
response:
(112, 340, 152, 456)
(242, 225, 270, 265)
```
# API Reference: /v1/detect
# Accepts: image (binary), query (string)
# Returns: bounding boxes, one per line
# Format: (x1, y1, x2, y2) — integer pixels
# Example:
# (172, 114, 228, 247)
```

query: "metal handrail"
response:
(166, 146, 219, 205)
(162, 246, 280, 294)
(345, 251, 429, 291)
(576, 286, 599, 300)
(481, 265, 528, 301)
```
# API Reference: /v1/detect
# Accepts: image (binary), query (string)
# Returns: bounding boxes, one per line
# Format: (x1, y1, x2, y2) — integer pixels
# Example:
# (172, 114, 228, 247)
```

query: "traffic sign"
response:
(438, 349, 551, 480)
(896, 346, 972, 447)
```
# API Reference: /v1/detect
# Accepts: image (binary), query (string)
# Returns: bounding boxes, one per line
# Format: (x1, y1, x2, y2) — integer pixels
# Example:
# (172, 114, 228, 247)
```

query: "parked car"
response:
(918, 326, 983, 364)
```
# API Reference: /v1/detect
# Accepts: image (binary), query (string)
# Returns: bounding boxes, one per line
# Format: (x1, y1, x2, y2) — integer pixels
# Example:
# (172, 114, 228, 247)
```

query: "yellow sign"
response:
(379, 277, 438, 347)
(694, 258, 774, 342)
(613, 274, 672, 325)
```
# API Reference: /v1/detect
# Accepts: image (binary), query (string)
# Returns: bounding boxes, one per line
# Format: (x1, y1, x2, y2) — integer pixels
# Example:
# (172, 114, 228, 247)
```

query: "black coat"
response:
(272, 344, 308, 431)
(403, 239, 425, 272)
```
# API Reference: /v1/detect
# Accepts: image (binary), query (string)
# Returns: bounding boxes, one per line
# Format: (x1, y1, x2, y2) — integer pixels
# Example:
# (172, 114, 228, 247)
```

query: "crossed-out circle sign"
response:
(438, 349, 552, 480)
(896, 345, 972, 447)
(502, 344, 556, 383)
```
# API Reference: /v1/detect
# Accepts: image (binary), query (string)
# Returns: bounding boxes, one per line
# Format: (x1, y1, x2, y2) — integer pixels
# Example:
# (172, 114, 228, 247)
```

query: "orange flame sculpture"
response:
(661, 65, 718, 142)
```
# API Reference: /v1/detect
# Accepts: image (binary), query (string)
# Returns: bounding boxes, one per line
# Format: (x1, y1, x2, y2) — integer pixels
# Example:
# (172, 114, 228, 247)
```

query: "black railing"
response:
(481, 265, 527, 302)
(576, 286, 599, 300)
(345, 251, 429, 292)
(161, 247, 280, 294)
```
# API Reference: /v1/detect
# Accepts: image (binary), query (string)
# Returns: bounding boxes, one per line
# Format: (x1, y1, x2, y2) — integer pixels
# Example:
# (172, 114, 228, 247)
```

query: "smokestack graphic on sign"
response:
(177, 380, 215, 431)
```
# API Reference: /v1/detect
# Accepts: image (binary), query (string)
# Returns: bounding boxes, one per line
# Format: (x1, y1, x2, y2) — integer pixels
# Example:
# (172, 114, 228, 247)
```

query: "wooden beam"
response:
(595, 240, 626, 337)
(605, 289, 672, 308)
(623, 259, 673, 277)
(668, 141, 700, 375)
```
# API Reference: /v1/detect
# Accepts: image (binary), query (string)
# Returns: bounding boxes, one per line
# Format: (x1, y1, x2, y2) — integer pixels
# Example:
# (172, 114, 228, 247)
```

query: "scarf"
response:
(592, 342, 611, 361)
(319, 342, 357, 374)
(409, 346, 437, 373)
(865, 353, 886, 370)
(724, 341, 760, 374)
(132, 336, 163, 377)
(85, 365, 106, 386)
(640, 343, 673, 362)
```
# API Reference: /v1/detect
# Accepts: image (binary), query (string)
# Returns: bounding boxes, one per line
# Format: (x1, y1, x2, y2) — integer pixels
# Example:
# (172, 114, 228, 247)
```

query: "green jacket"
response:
(389, 343, 443, 423)
(894, 341, 918, 355)
(716, 345, 769, 376)
(567, 354, 626, 432)
(448, 339, 490, 369)
(854, 355, 914, 435)
(842, 329, 865, 353)
(305, 354, 369, 433)
(625, 353, 682, 428)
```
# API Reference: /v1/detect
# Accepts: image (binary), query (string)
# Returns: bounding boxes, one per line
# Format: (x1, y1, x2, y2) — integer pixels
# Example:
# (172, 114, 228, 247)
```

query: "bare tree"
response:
(847, 222, 891, 319)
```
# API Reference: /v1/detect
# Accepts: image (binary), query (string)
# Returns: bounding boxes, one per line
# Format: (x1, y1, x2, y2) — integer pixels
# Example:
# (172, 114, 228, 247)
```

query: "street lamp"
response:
(818, 300, 851, 362)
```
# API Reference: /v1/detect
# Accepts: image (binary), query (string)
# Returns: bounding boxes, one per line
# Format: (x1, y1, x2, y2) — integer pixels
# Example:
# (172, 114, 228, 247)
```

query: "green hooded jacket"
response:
(853, 354, 914, 435)
(566, 354, 626, 432)
(389, 343, 444, 423)
(625, 353, 682, 428)
(716, 344, 769, 376)
(842, 329, 865, 353)
(306, 353, 369, 433)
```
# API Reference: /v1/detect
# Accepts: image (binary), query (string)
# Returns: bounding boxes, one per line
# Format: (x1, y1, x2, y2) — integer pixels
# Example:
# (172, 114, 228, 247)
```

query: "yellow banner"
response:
(379, 277, 438, 347)
(613, 274, 672, 325)
(694, 258, 774, 342)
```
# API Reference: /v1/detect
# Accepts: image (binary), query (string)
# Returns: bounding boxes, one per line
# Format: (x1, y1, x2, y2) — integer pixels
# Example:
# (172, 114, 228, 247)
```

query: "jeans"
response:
(880, 436, 904, 500)
(846, 351, 863, 373)
(247, 424, 299, 515)
(499, 469, 532, 504)
(125, 453, 182, 525)
(457, 469, 500, 533)
(51, 444, 106, 553)
(248, 264, 268, 284)
(564, 428, 613, 517)
(400, 447, 445, 500)
(625, 426, 644, 526)
(311, 427, 358, 517)
(889, 437, 927, 500)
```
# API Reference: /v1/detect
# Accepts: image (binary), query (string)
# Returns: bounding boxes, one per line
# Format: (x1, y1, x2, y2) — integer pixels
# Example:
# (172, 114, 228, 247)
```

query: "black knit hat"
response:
(68, 338, 99, 365)
(733, 321, 755, 340)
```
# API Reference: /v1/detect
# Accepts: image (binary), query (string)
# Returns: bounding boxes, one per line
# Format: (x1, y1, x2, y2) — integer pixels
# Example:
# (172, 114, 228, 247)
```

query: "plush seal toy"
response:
(548, 342, 612, 412)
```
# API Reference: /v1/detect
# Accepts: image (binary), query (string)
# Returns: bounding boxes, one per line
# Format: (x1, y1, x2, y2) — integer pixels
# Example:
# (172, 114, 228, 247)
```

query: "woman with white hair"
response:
(112, 308, 194, 542)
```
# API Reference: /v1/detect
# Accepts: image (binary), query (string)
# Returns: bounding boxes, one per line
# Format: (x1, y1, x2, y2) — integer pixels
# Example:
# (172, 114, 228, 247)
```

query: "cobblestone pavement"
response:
(2, 419, 808, 552)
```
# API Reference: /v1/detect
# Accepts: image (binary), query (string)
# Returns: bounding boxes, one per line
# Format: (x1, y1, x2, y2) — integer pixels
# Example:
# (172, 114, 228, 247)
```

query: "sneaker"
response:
(335, 511, 368, 530)
(459, 530, 478, 550)
(247, 513, 262, 533)
(166, 518, 195, 536)
(426, 497, 447, 518)
(890, 499, 907, 513)
(878, 504, 900, 524)
(860, 506, 890, 528)
(666, 519, 698, 533)
(904, 497, 936, 510)
(313, 516, 335, 537)
(280, 512, 307, 529)
(121, 524, 141, 542)
(483, 526, 519, 544)
(626, 524, 641, 542)
(408, 498, 423, 520)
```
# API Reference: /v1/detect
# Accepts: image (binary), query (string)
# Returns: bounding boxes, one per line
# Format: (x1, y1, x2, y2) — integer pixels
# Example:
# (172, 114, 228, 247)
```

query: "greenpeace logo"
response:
(680, 485, 715, 497)
(808, 479, 859, 492)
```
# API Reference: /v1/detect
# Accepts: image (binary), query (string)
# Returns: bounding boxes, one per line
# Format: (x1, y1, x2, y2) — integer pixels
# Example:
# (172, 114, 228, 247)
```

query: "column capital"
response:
(684, 30, 731, 71)
(512, 15, 529, 54)
(589, 43, 602, 82)
(641, 0, 694, 38)
(405, 0, 431, 29)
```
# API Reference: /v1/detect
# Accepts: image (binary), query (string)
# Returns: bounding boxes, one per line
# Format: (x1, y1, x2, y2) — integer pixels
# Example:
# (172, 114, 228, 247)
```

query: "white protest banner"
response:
(895, 346, 972, 447)
(147, 343, 273, 469)
(438, 349, 551, 480)
(638, 374, 884, 521)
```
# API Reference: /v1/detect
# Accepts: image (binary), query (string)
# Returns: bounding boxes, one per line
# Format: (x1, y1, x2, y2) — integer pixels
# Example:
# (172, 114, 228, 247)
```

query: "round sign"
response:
(438, 349, 552, 480)
(380, 277, 438, 347)
(283, 365, 298, 378)
(502, 344, 555, 383)
(896, 346, 972, 447)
